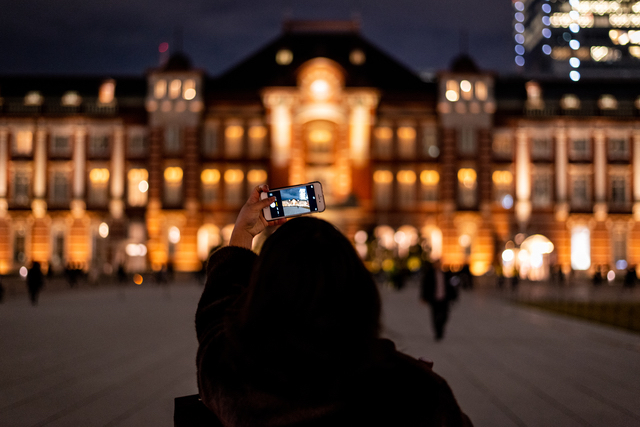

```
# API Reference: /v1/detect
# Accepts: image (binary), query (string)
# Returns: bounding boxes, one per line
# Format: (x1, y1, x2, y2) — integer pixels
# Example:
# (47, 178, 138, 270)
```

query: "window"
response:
(460, 80, 473, 100)
(492, 170, 513, 208)
(493, 130, 512, 157)
(306, 121, 334, 164)
(183, 79, 196, 100)
(164, 126, 182, 153)
(457, 168, 477, 208)
(98, 80, 115, 104)
(611, 228, 627, 269)
(532, 168, 553, 207)
(49, 170, 70, 207)
(531, 135, 553, 159)
(225, 125, 244, 158)
(13, 230, 26, 264)
(248, 126, 267, 158)
(571, 226, 591, 271)
(61, 91, 81, 107)
(397, 127, 416, 159)
(458, 128, 476, 155)
(169, 79, 181, 99)
(224, 168, 244, 206)
(12, 169, 31, 206)
(445, 80, 459, 102)
(373, 170, 393, 209)
(24, 91, 43, 106)
(12, 130, 33, 156)
(599, 95, 617, 110)
(203, 124, 220, 156)
(561, 94, 580, 110)
(51, 134, 72, 157)
(570, 173, 591, 209)
(397, 170, 416, 208)
(475, 81, 488, 101)
(526, 81, 543, 108)
(201, 168, 220, 204)
(87, 168, 110, 206)
(608, 136, 629, 159)
(420, 170, 439, 202)
(127, 168, 148, 207)
(88, 134, 110, 157)
(128, 131, 147, 156)
(155, 80, 167, 99)
(164, 167, 183, 207)
(610, 172, 629, 206)
(421, 126, 439, 158)
(246, 169, 267, 195)
(374, 127, 393, 158)
(569, 135, 590, 160)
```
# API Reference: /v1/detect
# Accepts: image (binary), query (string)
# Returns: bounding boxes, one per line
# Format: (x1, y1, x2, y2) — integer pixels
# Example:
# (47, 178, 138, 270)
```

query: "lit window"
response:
(460, 80, 473, 100)
(598, 95, 617, 110)
(397, 170, 416, 208)
(420, 170, 439, 202)
(127, 169, 148, 207)
(276, 49, 293, 65)
(445, 80, 459, 102)
(350, 49, 366, 65)
(246, 169, 267, 194)
(374, 126, 393, 159)
(310, 79, 330, 101)
(373, 170, 393, 209)
(492, 170, 513, 207)
(88, 168, 110, 206)
(24, 91, 43, 106)
(98, 80, 115, 104)
(61, 91, 82, 106)
(571, 226, 591, 271)
(169, 79, 181, 99)
(525, 81, 543, 109)
(561, 94, 580, 110)
(457, 168, 477, 208)
(397, 127, 416, 158)
(306, 121, 334, 164)
(225, 125, 244, 158)
(611, 229, 627, 270)
(12, 130, 33, 156)
(475, 81, 487, 101)
(248, 125, 267, 158)
(224, 169, 244, 206)
(183, 79, 196, 100)
(155, 80, 167, 98)
(164, 167, 183, 207)
(201, 168, 220, 204)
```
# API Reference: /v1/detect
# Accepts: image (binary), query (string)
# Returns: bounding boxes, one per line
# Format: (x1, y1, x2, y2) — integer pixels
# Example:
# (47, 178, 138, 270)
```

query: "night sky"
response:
(0, 0, 516, 78)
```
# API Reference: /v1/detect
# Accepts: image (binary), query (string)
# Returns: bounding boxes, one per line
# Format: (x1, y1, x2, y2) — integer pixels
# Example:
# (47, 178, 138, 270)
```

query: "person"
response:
(195, 185, 472, 427)
(420, 259, 458, 341)
(27, 261, 45, 305)
(624, 266, 637, 289)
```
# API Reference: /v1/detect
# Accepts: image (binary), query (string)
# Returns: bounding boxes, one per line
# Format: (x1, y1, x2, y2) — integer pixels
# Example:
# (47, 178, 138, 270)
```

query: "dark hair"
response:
(227, 217, 381, 390)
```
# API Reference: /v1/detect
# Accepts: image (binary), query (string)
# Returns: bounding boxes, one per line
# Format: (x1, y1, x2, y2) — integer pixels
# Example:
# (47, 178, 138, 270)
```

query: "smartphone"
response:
(261, 182, 325, 221)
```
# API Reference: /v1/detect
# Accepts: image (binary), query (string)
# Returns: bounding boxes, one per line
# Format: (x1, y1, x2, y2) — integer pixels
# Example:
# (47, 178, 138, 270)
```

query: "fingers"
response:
(257, 195, 276, 210)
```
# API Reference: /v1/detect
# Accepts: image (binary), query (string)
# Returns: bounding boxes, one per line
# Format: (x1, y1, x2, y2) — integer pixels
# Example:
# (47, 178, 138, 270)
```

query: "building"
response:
(515, 0, 640, 79)
(1, 20, 640, 280)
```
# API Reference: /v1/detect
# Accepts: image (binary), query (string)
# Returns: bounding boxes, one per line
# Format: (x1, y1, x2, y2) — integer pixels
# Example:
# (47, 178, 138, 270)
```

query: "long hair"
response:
(227, 217, 381, 390)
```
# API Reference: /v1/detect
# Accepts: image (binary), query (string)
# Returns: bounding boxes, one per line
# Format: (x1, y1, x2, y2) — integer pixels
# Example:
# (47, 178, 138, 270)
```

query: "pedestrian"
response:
(592, 266, 603, 287)
(0, 274, 5, 303)
(27, 261, 44, 306)
(420, 259, 458, 341)
(459, 263, 474, 289)
(624, 267, 636, 289)
(195, 185, 472, 426)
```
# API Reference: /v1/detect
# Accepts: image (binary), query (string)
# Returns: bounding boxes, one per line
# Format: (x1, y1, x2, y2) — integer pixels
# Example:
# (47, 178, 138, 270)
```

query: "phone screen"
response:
(266, 184, 319, 219)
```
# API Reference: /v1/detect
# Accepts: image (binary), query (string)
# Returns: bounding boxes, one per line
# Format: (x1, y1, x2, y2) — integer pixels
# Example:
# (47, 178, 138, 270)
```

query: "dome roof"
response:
(162, 52, 193, 71)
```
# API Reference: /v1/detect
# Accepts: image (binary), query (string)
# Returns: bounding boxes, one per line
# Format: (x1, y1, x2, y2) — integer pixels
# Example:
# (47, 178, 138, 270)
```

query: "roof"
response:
(0, 75, 146, 98)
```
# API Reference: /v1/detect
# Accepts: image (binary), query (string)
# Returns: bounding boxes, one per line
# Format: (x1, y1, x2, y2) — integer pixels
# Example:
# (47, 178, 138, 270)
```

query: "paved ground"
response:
(1, 282, 639, 427)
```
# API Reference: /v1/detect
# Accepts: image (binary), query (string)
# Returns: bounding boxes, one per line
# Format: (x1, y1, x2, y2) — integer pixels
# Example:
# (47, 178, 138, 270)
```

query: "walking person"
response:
(27, 261, 45, 306)
(194, 185, 472, 426)
(420, 259, 458, 341)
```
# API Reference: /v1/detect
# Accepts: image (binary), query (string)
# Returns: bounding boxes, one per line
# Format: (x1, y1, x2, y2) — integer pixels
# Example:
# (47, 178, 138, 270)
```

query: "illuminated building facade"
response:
(515, 0, 640, 79)
(1, 20, 640, 280)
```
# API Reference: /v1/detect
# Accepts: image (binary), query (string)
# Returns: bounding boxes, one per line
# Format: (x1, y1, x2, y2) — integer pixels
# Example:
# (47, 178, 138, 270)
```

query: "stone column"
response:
(0, 128, 7, 216)
(347, 92, 379, 204)
(515, 129, 531, 227)
(555, 127, 568, 221)
(633, 132, 640, 220)
(593, 130, 607, 221)
(110, 126, 125, 218)
(263, 92, 295, 188)
(71, 127, 86, 215)
(31, 128, 48, 218)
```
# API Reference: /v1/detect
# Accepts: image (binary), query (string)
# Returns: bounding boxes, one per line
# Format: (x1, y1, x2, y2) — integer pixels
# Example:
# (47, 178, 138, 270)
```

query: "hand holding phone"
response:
(260, 182, 326, 221)
(230, 184, 286, 249)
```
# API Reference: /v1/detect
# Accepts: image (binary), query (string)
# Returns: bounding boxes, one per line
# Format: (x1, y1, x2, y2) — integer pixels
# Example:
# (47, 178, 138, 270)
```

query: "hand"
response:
(229, 184, 286, 249)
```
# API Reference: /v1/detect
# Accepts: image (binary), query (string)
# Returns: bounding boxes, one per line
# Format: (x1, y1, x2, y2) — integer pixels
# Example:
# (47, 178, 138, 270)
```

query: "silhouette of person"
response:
(27, 261, 44, 305)
(195, 184, 473, 426)
(421, 259, 458, 341)
(624, 267, 636, 289)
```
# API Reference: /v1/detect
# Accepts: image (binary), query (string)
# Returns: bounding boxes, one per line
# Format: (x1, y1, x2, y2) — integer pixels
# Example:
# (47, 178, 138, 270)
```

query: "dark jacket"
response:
(196, 246, 473, 427)
(420, 263, 458, 305)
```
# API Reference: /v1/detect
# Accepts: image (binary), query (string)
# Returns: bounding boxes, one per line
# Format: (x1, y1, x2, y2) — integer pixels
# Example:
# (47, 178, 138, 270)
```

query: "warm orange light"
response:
(224, 169, 244, 183)
(201, 169, 220, 184)
(155, 80, 167, 98)
(374, 127, 393, 140)
(397, 170, 416, 184)
(89, 168, 110, 184)
(61, 91, 82, 106)
(133, 274, 143, 285)
(276, 49, 293, 65)
(99, 80, 115, 104)
(373, 170, 393, 184)
(475, 81, 488, 101)
(445, 90, 459, 102)
(420, 170, 440, 185)
(309, 129, 332, 143)
(248, 126, 267, 139)
(458, 168, 477, 188)
(460, 80, 472, 93)
(164, 167, 183, 183)
(169, 79, 181, 99)
(247, 169, 267, 183)
(183, 79, 196, 100)
(128, 168, 148, 181)
(492, 170, 513, 185)
(225, 125, 244, 139)
(310, 79, 330, 100)
(397, 127, 416, 140)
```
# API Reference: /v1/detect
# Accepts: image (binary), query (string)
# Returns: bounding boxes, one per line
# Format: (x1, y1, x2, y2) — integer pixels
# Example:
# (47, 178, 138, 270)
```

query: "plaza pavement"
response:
(1, 281, 639, 427)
